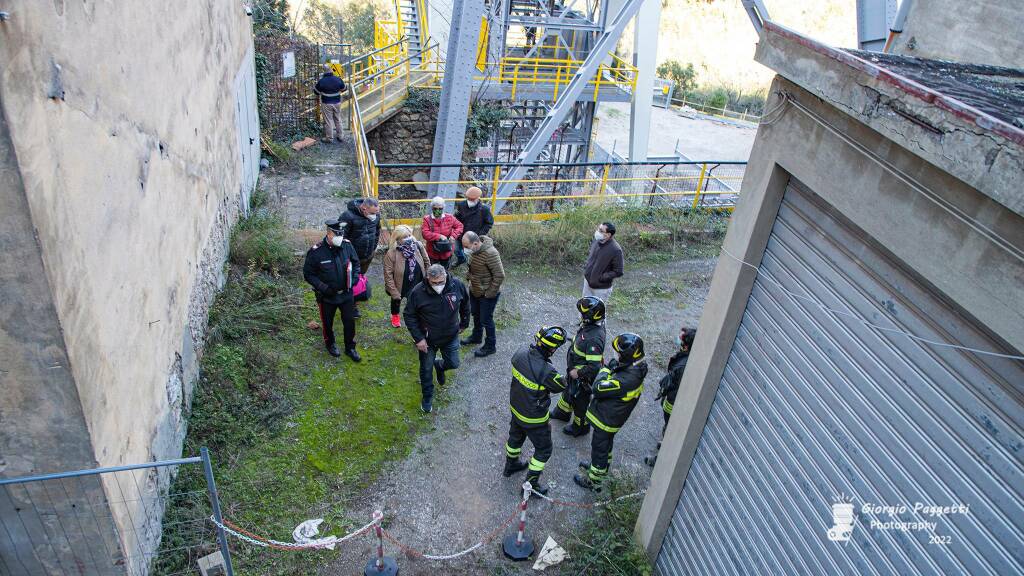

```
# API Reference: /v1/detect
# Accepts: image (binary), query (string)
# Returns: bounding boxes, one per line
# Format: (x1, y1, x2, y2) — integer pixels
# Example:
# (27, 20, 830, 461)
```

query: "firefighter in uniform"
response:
(302, 219, 362, 361)
(574, 333, 648, 491)
(549, 297, 606, 437)
(503, 326, 568, 495)
(645, 327, 696, 466)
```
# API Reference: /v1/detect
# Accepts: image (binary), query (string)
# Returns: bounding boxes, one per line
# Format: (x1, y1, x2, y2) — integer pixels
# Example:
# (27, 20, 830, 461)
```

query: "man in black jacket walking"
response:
(452, 186, 493, 267)
(302, 219, 362, 361)
(339, 197, 381, 274)
(339, 198, 381, 318)
(404, 264, 470, 413)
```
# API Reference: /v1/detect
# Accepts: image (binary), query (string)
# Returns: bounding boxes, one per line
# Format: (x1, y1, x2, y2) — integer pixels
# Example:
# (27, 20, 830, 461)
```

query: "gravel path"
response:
(325, 257, 717, 575)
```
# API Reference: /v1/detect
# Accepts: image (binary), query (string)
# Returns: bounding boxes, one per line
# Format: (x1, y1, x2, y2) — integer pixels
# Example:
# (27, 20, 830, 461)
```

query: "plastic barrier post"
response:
(364, 510, 399, 576)
(502, 482, 535, 561)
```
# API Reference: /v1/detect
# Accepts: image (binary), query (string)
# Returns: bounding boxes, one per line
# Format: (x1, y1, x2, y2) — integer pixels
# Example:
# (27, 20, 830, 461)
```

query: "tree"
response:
(253, 0, 291, 36)
(300, 0, 377, 51)
(656, 60, 697, 94)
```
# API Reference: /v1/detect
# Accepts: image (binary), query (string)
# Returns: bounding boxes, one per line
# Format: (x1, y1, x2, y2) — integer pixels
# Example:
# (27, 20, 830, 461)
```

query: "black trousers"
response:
(358, 254, 374, 276)
(505, 419, 553, 472)
(589, 427, 616, 480)
(316, 295, 356, 350)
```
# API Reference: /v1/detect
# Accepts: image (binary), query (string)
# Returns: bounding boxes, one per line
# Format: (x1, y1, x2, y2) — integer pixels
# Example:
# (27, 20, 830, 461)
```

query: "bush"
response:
(491, 205, 729, 271)
(563, 475, 653, 575)
(229, 208, 298, 274)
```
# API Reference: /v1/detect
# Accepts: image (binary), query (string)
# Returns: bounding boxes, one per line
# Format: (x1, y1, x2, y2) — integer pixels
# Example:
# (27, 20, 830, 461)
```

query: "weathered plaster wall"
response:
(0, 1, 254, 568)
(890, 0, 1024, 68)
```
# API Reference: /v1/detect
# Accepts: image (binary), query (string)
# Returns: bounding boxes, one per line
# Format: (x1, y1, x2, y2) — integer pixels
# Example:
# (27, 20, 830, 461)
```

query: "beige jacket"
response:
(383, 240, 429, 299)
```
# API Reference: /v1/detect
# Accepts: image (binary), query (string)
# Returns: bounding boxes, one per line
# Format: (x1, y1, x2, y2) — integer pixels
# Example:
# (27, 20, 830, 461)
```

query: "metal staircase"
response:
(492, 0, 646, 211)
(396, 0, 428, 65)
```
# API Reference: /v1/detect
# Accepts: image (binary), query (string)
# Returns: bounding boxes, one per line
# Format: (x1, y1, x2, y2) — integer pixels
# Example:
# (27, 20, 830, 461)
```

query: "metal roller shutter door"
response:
(655, 180, 1024, 575)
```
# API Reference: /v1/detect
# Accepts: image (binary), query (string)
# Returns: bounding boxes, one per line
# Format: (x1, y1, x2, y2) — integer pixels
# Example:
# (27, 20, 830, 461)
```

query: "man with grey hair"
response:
(404, 264, 470, 413)
(314, 63, 347, 143)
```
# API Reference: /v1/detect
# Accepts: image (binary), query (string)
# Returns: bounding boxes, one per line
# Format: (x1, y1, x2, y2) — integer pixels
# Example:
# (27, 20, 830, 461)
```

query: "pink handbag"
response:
(353, 274, 368, 297)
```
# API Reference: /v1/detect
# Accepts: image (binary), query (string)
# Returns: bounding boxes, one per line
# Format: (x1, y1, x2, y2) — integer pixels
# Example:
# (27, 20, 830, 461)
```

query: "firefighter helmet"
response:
(612, 333, 645, 364)
(576, 296, 606, 323)
(534, 325, 568, 355)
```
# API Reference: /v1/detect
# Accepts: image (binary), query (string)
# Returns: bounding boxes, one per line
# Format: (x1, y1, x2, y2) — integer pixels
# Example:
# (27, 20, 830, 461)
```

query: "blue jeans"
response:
(418, 337, 460, 402)
(470, 293, 499, 348)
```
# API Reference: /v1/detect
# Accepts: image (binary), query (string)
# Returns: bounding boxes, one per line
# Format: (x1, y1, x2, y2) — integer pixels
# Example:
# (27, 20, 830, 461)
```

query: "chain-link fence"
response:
(0, 450, 232, 576)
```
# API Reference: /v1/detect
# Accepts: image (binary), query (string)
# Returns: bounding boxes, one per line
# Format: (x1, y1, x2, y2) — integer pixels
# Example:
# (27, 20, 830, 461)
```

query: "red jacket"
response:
(421, 213, 464, 260)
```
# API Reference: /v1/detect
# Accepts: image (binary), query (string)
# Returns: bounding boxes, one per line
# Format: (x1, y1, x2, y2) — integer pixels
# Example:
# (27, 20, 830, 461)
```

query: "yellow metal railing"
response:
(481, 52, 638, 100)
(370, 161, 746, 215)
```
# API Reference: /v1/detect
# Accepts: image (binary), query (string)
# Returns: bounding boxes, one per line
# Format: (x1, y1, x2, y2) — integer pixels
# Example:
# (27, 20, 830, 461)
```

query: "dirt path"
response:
(259, 134, 361, 228)
(324, 256, 717, 575)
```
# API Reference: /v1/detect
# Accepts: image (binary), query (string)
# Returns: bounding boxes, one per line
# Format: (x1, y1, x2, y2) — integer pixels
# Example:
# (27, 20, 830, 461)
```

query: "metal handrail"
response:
(0, 457, 203, 485)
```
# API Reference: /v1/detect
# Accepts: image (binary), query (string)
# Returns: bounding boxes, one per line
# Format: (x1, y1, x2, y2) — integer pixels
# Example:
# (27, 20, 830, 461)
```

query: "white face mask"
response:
(464, 247, 474, 255)
(330, 235, 344, 247)
(367, 213, 378, 221)
(467, 199, 478, 207)
(594, 230, 605, 242)
(431, 283, 445, 294)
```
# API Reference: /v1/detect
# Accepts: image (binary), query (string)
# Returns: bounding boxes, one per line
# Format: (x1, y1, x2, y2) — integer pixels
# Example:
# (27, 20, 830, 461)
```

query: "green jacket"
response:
(466, 235, 505, 298)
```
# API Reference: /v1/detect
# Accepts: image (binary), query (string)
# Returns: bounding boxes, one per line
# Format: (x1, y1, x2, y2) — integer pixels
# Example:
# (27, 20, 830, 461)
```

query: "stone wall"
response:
(0, 1, 254, 571)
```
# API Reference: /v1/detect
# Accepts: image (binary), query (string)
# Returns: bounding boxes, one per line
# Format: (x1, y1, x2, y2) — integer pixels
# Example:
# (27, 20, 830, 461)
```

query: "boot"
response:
(503, 457, 528, 477)
(326, 344, 341, 357)
(578, 460, 590, 470)
(474, 346, 496, 357)
(644, 454, 658, 467)
(562, 421, 590, 437)
(573, 472, 601, 492)
(525, 471, 548, 496)
(461, 333, 483, 346)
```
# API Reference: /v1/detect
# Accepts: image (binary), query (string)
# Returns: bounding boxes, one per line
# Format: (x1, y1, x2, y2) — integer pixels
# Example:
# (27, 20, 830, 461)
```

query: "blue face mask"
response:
(675, 335, 682, 347)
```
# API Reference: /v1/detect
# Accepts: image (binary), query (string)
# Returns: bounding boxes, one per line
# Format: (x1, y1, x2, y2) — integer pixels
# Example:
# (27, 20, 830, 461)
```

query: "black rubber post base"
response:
(502, 533, 535, 560)
(363, 556, 399, 576)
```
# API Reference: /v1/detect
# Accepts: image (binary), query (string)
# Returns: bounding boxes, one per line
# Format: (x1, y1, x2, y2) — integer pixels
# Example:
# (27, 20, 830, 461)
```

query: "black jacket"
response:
(454, 200, 494, 237)
(339, 199, 382, 260)
(586, 360, 648, 433)
(658, 351, 689, 411)
(567, 322, 605, 385)
(509, 346, 566, 428)
(303, 237, 361, 304)
(403, 276, 470, 346)
(314, 73, 346, 104)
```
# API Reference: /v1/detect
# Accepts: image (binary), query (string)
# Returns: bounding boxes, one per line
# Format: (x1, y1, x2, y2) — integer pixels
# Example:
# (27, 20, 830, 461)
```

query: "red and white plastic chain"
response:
(209, 515, 376, 551)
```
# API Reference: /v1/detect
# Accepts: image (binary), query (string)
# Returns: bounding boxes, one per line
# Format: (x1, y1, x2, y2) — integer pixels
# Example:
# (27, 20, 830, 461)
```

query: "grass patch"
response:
(560, 475, 653, 576)
(608, 281, 676, 315)
(491, 205, 728, 276)
(156, 208, 435, 574)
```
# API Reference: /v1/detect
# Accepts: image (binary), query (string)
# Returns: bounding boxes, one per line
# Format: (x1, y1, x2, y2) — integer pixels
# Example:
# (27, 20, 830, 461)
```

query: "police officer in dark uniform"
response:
(302, 219, 362, 361)
(549, 297, 606, 437)
(645, 327, 696, 466)
(575, 333, 648, 491)
(503, 326, 568, 495)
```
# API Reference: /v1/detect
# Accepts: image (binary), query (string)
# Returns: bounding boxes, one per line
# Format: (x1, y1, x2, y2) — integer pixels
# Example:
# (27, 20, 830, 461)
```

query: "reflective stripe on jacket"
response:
(509, 347, 566, 427)
(586, 360, 647, 433)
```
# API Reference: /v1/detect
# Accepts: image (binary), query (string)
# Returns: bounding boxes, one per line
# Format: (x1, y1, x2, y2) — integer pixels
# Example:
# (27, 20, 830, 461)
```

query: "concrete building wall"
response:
(890, 0, 1024, 67)
(636, 23, 1024, 562)
(0, 0, 255, 567)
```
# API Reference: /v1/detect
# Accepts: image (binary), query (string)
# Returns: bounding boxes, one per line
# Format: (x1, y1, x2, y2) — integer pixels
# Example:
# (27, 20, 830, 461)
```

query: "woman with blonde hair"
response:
(382, 225, 429, 328)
